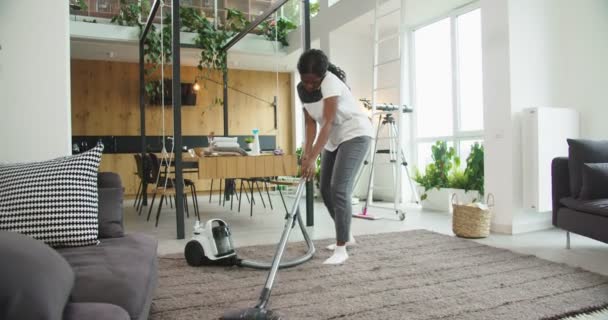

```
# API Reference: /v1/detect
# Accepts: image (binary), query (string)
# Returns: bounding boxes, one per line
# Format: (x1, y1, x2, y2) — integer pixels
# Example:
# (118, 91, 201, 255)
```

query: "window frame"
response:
(409, 2, 483, 169)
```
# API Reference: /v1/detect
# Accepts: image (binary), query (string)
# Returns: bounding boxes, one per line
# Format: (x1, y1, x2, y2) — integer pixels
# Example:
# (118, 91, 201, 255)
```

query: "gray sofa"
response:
(552, 139, 608, 247)
(0, 172, 158, 320)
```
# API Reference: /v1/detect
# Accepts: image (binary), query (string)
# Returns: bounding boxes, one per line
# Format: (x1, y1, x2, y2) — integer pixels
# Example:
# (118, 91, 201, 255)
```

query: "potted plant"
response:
(414, 141, 484, 213)
(244, 136, 254, 150)
(463, 142, 484, 197)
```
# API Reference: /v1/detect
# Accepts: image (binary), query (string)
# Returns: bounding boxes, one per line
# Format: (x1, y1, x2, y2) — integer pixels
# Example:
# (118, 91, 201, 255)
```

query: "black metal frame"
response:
(140, 0, 186, 238)
(139, 0, 312, 239)
(138, 0, 161, 213)
(303, 0, 314, 227)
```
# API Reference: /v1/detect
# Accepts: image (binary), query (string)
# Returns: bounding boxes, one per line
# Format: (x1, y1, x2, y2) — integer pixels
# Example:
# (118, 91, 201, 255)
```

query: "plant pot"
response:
(246, 143, 253, 150)
(417, 186, 480, 213)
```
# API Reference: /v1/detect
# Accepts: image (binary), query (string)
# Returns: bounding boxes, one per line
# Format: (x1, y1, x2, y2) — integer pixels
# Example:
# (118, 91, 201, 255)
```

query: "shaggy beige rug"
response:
(150, 230, 608, 320)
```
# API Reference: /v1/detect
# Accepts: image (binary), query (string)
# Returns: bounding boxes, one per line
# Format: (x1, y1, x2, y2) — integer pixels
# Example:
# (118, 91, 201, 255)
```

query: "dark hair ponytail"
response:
(297, 49, 347, 84)
(327, 63, 346, 83)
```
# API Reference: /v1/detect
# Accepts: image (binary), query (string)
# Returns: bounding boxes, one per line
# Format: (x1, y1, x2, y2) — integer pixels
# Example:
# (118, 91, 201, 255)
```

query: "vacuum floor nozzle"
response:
(221, 307, 282, 320)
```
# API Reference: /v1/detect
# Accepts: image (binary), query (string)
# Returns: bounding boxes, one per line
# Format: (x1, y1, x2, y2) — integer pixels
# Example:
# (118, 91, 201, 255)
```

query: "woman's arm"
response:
(301, 97, 337, 180)
(303, 108, 317, 157)
(307, 96, 337, 159)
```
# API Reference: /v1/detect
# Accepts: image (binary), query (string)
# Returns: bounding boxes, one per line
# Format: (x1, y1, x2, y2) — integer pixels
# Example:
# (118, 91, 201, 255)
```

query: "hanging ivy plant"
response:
(192, 16, 233, 73)
(225, 8, 249, 32)
(110, 3, 297, 105)
(70, 0, 89, 12)
(110, 0, 141, 27)
(259, 17, 297, 47)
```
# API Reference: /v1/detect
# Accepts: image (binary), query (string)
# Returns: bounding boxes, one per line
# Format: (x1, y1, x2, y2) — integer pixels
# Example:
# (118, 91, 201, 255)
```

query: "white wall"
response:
(482, 0, 608, 233)
(558, 1, 608, 139)
(0, 1, 72, 163)
(509, 0, 608, 140)
(328, 32, 373, 104)
(508, 0, 608, 137)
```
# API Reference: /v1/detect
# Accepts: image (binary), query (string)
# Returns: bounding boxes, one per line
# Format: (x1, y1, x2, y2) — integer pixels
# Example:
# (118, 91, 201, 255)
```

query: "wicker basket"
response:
(452, 193, 494, 238)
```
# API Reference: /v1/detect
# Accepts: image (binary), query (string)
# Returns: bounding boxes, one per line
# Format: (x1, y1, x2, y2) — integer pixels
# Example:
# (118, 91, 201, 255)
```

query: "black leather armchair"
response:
(552, 157, 608, 247)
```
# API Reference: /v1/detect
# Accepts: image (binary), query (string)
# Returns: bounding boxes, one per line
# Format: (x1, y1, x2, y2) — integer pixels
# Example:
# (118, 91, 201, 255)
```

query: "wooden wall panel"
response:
(71, 59, 293, 151)
(72, 59, 295, 195)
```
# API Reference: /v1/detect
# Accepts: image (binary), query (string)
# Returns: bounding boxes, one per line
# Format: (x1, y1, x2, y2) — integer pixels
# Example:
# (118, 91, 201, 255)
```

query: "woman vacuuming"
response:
(297, 49, 373, 265)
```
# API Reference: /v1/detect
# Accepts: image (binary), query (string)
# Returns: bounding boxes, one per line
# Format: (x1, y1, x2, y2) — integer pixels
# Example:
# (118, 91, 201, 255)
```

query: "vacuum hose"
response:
(237, 180, 315, 269)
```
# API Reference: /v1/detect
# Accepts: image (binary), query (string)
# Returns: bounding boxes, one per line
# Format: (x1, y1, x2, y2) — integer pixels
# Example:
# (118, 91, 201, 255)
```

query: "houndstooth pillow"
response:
(0, 143, 103, 247)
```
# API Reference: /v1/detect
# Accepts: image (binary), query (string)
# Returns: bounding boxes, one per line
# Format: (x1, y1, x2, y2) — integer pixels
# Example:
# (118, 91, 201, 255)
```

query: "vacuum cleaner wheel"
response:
(184, 240, 211, 266)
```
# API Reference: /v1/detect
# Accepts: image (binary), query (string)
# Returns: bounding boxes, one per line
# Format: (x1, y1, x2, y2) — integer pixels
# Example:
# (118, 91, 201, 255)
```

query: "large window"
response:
(413, 7, 483, 170)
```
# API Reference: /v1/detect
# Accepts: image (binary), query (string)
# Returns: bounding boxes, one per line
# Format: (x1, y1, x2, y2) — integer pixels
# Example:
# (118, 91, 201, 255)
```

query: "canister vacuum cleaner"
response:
(184, 180, 314, 319)
(184, 219, 240, 267)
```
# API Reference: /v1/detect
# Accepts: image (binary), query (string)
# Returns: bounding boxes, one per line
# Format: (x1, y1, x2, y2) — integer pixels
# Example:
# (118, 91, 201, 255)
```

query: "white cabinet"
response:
(522, 107, 579, 212)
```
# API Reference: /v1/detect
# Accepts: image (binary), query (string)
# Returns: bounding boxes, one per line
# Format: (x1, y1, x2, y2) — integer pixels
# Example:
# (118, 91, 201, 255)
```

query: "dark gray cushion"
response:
(97, 187, 124, 238)
(579, 163, 608, 200)
(98, 172, 122, 189)
(56, 234, 158, 320)
(567, 139, 608, 198)
(63, 303, 130, 320)
(560, 197, 608, 218)
(0, 231, 74, 320)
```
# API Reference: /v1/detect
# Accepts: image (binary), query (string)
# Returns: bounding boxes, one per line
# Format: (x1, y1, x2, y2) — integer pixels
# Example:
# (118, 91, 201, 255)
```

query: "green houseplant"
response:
(414, 141, 459, 200)
(414, 141, 484, 211)
(463, 142, 484, 196)
(244, 136, 254, 150)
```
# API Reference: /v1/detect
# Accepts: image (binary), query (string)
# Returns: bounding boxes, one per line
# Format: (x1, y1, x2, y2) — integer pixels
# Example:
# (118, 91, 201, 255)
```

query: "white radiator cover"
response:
(522, 107, 579, 212)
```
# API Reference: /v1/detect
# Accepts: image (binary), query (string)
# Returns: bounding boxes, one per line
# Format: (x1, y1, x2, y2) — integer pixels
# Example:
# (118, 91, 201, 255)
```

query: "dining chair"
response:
(134, 154, 158, 214)
(145, 153, 200, 226)
(237, 177, 274, 217)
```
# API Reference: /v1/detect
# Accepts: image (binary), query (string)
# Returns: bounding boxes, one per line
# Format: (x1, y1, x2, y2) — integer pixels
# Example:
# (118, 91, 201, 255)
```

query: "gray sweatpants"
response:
(320, 136, 371, 243)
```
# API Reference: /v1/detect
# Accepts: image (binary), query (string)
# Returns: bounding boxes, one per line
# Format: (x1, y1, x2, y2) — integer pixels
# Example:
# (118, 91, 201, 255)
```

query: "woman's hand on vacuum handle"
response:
(301, 155, 316, 181)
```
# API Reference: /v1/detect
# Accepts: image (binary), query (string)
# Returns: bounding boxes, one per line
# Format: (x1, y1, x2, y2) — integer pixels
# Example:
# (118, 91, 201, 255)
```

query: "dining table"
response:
(153, 152, 311, 224)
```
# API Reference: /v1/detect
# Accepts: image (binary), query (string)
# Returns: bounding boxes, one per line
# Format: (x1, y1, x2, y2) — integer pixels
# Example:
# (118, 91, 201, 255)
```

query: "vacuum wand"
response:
(258, 180, 306, 305)
(222, 180, 309, 320)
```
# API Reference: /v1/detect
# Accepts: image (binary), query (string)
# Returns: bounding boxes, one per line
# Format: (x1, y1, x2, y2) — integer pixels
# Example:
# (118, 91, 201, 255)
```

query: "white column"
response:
(481, 0, 516, 233)
(0, 1, 72, 163)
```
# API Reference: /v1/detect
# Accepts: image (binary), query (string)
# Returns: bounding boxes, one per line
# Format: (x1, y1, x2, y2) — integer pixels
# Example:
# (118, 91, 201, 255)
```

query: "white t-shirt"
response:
(303, 72, 373, 151)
